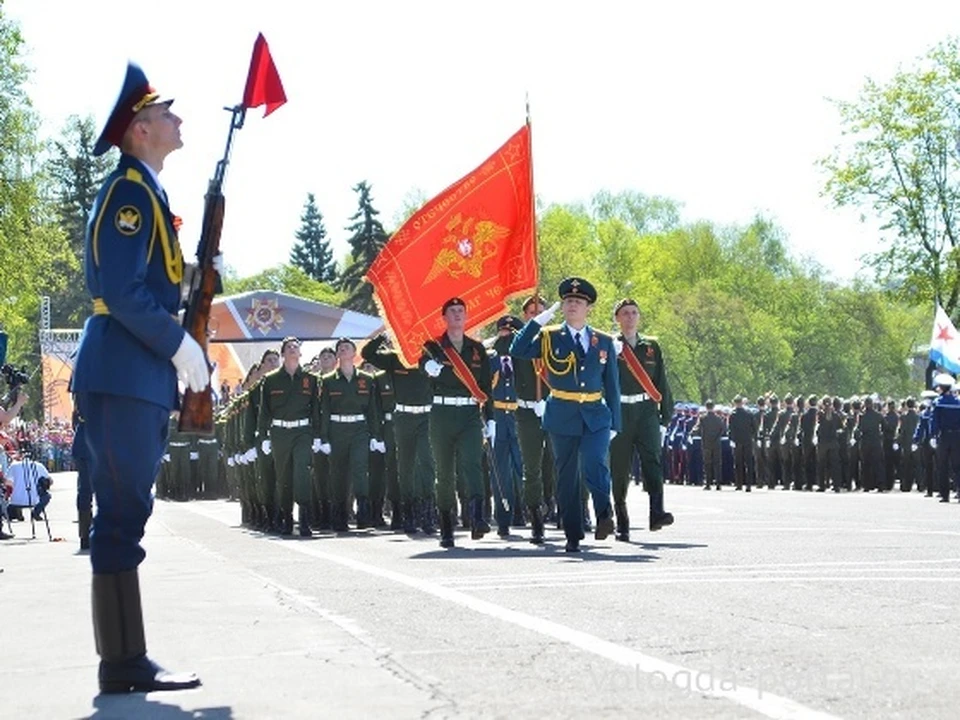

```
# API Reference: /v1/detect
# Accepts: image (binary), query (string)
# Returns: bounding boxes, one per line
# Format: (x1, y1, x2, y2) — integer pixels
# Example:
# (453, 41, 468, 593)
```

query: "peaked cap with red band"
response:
(93, 62, 173, 156)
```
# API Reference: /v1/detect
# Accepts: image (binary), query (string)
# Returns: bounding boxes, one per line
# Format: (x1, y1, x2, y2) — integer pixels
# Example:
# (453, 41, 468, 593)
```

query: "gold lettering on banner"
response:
(422, 213, 508, 285)
(411, 176, 478, 232)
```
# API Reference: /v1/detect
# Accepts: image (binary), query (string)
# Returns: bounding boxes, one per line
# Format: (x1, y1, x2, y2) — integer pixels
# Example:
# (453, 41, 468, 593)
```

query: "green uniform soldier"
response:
(362, 333, 437, 535)
(257, 337, 321, 536)
(609, 299, 675, 539)
(512, 294, 556, 531)
(309, 347, 336, 529)
(244, 351, 281, 531)
(166, 412, 192, 501)
(420, 297, 495, 548)
(319, 338, 382, 531)
(365, 361, 396, 528)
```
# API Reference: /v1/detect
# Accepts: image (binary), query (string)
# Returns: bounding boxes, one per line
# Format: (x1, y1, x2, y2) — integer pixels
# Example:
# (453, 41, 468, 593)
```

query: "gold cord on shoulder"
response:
(540, 327, 575, 377)
(124, 168, 183, 284)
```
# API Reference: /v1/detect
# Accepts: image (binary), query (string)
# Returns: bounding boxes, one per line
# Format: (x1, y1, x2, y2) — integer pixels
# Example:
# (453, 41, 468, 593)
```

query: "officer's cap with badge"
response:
(94, 62, 173, 156)
(933, 372, 956, 390)
(441, 297, 466, 315)
(496, 315, 523, 332)
(558, 277, 597, 304)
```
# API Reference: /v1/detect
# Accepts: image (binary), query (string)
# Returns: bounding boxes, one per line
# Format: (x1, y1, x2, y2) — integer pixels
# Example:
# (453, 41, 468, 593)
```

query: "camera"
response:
(1, 363, 30, 403)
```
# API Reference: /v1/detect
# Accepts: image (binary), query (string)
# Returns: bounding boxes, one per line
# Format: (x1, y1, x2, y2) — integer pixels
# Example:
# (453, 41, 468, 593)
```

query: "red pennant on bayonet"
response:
(242, 33, 287, 117)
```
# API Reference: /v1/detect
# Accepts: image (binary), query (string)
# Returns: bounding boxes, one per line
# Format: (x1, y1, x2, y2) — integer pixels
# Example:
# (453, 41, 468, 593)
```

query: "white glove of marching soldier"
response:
(244, 447, 257, 463)
(424, 359, 443, 377)
(729, 440, 736, 449)
(171, 332, 209, 393)
(609, 429, 618, 441)
(612, 338, 624, 355)
(374, 440, 387, 453)
(484, 419, 497, 447)
(312, 438, 323, 454)
(261, 439, 272, 455)
(369, 437, 379, 453)
(893, 442, 899, 451)
(534, 399, 546, 418)
(319, 442, 332, 455)
(533, 301, 561, 326)
(930, 438, 938, 449)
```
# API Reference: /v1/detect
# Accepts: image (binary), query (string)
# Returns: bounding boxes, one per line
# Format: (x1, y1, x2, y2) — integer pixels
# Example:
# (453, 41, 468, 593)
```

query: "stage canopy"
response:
(206, 290, 384, 392)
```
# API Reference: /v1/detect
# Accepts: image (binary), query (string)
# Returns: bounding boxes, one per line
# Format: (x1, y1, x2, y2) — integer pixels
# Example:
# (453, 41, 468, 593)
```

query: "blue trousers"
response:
(492, 410, 521, 530)
(75, 455, 93, 512)
(78, 392, 168, 575)
(550, 422, 613, 541)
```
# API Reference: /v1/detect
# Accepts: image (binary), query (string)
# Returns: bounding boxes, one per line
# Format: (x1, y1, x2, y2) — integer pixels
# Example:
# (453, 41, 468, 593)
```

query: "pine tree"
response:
(46, 115, 116, 327)
(289, 193, 336, 283)
(338, 181, 389, 314)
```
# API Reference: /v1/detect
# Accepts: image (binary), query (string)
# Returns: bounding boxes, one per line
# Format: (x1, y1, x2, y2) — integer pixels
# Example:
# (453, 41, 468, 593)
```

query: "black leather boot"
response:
(93, 569, 201, 693)
(332, 502, 350, 533)
(649, 490, 675, 531)
(280, 511, 294, 536)
(356, 497, 372, 529)
(420, 498, 436, 535)
(319, 500, 332, 530)
(403, 500, 418, 534)
(79, 508, 92, 551)
(614, 502, 630, 542)
(371, 498, 387, 528)
(469, 496, 490, 540)
(528, 505, 545, 545)
(390, 500, 404, 531)
(298, 505, 312, 537)
(439, 509, 455, 548)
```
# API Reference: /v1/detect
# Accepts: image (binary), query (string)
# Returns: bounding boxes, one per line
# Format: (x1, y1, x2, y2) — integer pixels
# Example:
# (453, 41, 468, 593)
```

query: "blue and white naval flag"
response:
(930, 303, 960, 374)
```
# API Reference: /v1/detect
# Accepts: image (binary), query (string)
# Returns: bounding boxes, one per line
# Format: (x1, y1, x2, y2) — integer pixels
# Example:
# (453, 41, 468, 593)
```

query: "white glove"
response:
(171, 332, 210, 393)
(533, 301, 560, 326)
(213, 253, 224, 275)
(261, 439, 272, 455)
(534, 399, 546, 418)
(313, 438, 323, 453)
(424, 359, 442, 377)
(244, 447, 257, 463)
(609, 429, 618, 441)
(162, 453, 170, 462)
(893, 442, 899, 451)
(793, 438, 800, 447)
(375, 440, 387, 453)
(226, 456, 234, 467)
(612, 338, 624, 355)
(813, 436, 818, 447)
(765, 440, 770, 448)
(756, 440, 762, 448)
(484, 419, 496, 447)
(930, 438, 938, 449)
(849, 438, 856, 447)
(911, 443, 918, 452)
(660, 425, 667, 443)
(729, 440, 736, 448)
(319, 442, 332, 455)
(189, 451, 199, 460)
(369, 437, 379, 452)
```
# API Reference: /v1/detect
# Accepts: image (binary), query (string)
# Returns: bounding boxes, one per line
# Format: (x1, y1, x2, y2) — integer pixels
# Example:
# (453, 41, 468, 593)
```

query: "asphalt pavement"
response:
(2, 474, 958, 719)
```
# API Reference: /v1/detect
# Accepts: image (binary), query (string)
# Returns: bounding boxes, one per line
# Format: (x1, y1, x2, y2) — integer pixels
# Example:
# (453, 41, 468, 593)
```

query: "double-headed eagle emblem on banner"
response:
(423, 212, 508, 284)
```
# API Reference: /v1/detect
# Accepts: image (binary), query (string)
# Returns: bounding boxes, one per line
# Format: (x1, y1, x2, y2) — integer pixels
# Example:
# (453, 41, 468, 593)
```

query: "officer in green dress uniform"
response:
(362, 333, 437, 535)
(609, 299, 675, 539)
(319, 338, 383, 531)
(365, 359, 396, 528)
(245, 350, 280, 531)
(167, 412, 192, 501)
(257, 337, 321, 536)
(420, 297, 495, 548)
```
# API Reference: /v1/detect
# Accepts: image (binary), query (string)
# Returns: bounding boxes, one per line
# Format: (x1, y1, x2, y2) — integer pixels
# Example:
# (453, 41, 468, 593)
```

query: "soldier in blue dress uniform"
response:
(489, 315, 526, 539)
(510, 277, 620, 553)
(930, 373, 960, 502)
(71, 63, 211, 693)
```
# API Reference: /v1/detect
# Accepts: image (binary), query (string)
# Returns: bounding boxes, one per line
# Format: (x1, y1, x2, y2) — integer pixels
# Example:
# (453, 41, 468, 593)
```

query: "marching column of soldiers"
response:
(157, 278, 689, 549)
(662, 372, 960, 503)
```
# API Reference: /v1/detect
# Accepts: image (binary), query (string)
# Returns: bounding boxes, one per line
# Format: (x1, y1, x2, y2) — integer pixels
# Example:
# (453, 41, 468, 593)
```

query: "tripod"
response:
(16, 448, 54, 542)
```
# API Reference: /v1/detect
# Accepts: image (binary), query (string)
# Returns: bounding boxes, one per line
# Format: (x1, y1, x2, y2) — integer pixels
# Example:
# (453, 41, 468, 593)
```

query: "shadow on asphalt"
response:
(409, 545, 659, 563)
(87, 694, 233, 719)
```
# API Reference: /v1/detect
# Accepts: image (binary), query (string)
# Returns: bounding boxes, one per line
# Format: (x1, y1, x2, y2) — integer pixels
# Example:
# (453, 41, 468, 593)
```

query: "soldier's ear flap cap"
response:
(94, 61, 173, 156)
(558, 277, 597, 304)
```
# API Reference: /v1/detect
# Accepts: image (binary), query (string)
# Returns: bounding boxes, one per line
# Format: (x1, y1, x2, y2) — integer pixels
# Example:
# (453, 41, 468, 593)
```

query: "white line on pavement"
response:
(183, 503, 843, 720)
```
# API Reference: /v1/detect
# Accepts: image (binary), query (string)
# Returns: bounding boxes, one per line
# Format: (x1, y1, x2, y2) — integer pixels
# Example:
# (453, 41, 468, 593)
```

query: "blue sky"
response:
(8, 0, 960, 281)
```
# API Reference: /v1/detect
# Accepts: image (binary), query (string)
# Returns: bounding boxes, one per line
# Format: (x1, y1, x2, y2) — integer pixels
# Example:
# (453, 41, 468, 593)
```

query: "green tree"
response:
(45, 114, 116, 327)
(338, 180, 389, 314)
(222, 264, 343, 306)
(821, 37, 960, 312)
(289, 193, 336, 283)
(0, 12, 74, 419)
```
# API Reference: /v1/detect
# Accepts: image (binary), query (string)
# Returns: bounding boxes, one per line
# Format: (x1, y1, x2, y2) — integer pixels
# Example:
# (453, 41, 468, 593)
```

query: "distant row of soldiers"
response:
(662, 388, 960, 501)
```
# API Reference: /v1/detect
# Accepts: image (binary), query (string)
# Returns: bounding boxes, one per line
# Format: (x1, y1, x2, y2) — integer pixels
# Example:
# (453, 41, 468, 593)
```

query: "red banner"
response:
(366, 125, 537, 365)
